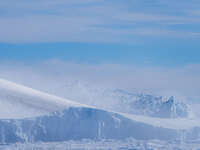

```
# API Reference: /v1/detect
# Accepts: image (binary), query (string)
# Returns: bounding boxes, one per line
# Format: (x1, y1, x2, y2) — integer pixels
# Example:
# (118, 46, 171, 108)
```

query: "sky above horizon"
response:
(0, 42, 200, 66)
(0, 0, 200, 99)
(0, 0, 200, 66)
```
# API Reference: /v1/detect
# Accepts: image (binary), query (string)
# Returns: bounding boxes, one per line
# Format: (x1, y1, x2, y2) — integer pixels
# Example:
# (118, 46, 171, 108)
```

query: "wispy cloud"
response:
(0, 0, 200, 43)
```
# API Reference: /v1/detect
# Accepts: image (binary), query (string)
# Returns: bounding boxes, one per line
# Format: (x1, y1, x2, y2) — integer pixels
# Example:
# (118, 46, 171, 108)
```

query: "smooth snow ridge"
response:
(0, 78, 88, 119)
(0, 78, 200, 130)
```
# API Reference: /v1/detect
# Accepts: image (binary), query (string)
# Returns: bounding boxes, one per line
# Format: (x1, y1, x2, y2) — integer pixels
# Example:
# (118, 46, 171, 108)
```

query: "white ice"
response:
(0, 78, 199, 130)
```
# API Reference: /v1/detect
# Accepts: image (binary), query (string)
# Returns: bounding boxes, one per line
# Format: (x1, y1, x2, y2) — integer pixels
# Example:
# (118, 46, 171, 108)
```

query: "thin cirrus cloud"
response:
(0, 0, 200, 43)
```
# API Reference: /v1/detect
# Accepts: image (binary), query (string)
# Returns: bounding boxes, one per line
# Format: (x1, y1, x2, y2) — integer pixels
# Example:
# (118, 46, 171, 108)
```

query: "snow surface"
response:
(121, 113, 200, 130)
(0, 78, 199, 130)
(0, 78, 88, 119)
(2, 139, 200, 150)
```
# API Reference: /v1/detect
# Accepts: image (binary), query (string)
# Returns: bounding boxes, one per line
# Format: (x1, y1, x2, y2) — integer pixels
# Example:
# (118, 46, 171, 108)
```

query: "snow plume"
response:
(0, 60, 200, 106)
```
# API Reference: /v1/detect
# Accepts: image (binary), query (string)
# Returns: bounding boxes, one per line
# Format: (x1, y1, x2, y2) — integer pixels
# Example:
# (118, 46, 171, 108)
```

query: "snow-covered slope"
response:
(0, 79, 88, 119)
(0, 78, 200, 143)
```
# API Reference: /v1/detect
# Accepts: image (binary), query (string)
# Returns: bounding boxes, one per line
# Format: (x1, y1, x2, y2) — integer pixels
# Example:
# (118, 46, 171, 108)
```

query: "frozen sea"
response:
(1, 139, 200, 150)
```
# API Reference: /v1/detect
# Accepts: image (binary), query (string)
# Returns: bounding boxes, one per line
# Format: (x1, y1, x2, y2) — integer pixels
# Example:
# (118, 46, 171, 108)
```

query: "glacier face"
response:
(0, 78, 200, 144)
(0, 107, 181, 144)
(1, 107, 200, 144)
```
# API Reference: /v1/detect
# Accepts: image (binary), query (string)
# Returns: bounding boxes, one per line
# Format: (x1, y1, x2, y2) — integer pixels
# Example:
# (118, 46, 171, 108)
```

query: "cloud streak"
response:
(0, 0, 200, 43)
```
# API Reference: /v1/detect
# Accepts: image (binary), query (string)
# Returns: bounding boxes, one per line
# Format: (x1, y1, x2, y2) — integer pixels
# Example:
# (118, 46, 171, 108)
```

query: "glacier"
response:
(48, 84, 192, 119)
(0, 78, 200, 144)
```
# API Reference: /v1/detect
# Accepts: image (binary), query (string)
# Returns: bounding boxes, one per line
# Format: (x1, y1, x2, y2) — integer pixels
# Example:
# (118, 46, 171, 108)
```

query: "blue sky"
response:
(0, 42, 200, 66)
(0, 0, 200, 66)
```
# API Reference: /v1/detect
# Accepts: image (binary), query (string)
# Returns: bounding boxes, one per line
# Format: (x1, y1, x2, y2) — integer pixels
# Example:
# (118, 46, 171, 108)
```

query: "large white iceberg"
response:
(0, 79, 199, 144)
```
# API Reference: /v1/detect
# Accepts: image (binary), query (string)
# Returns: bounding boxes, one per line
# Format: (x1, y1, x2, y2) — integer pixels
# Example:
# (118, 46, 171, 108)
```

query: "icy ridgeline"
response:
(0, 78, 199, 144)
(50, 81, 191, 119)
(108, 90, 190, 118)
